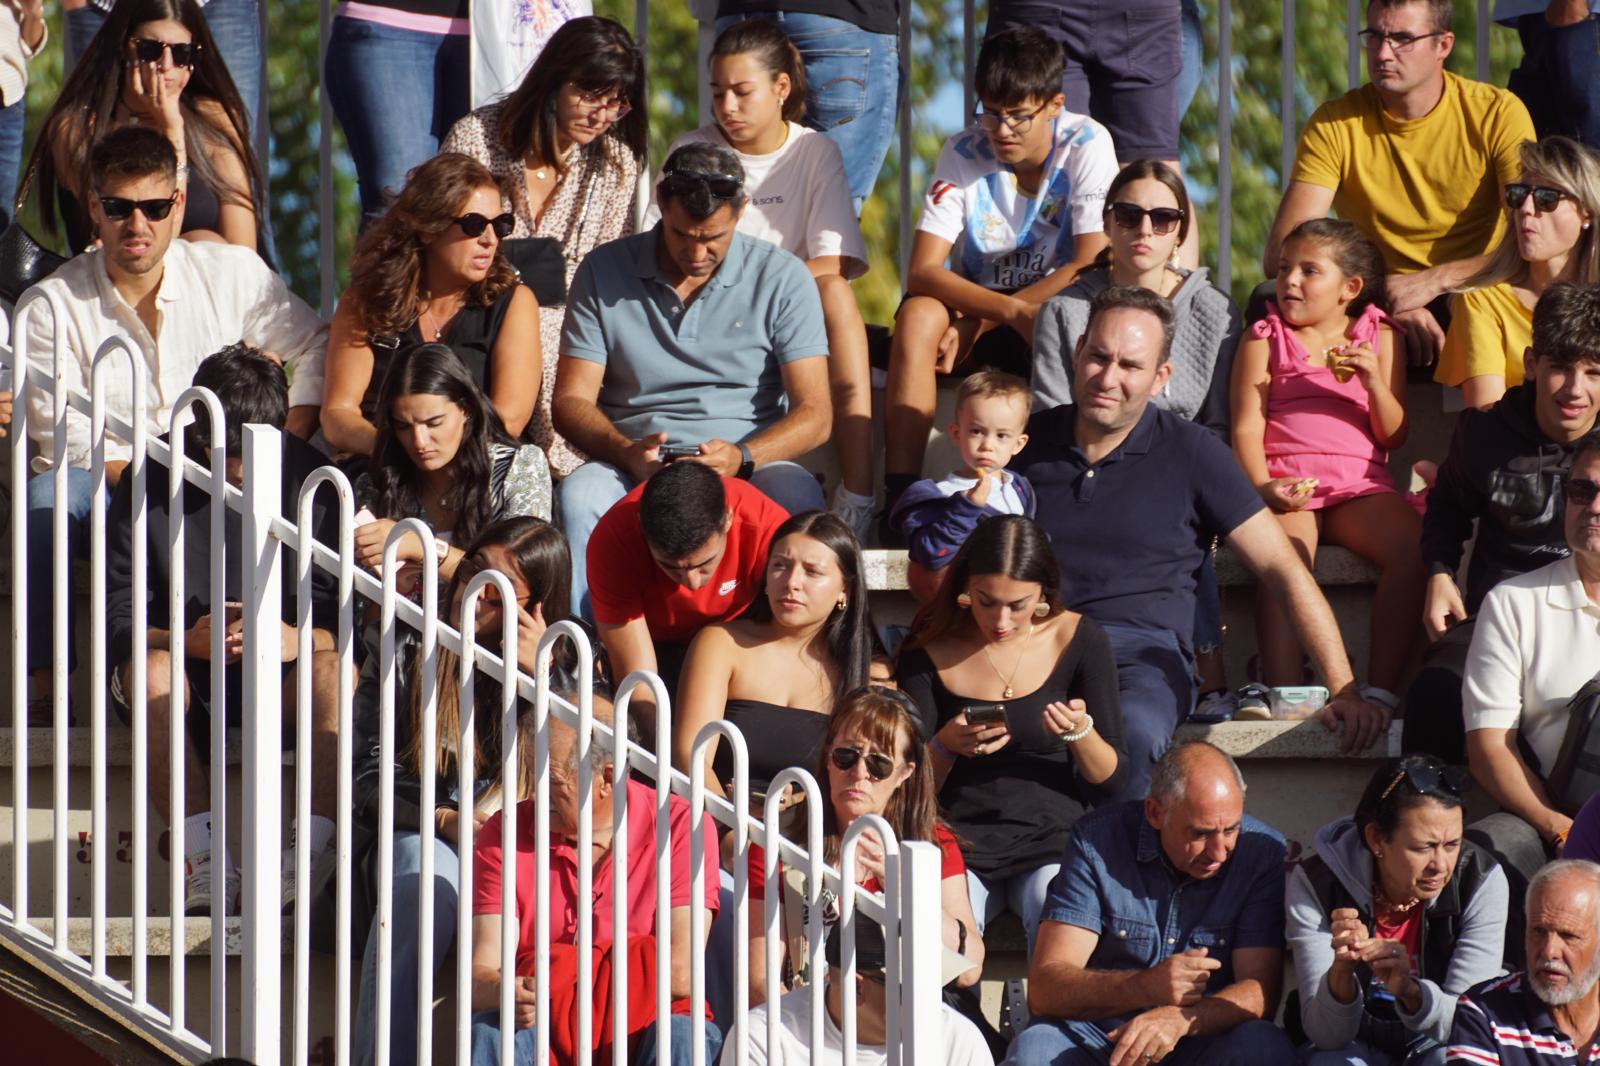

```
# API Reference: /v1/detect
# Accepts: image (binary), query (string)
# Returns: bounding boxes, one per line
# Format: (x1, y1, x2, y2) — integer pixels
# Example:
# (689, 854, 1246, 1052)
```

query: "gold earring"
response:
(1033, 601, 1050, 619)
(836, 596, 848, 611)
(956, 593, 972, 608)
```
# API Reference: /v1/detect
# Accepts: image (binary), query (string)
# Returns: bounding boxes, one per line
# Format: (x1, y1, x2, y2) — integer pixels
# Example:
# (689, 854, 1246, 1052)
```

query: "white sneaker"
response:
(830, 483, 874, 542)
(1191, 688, 1238, 723)
(184, 854, 240, 916)
(281, 841, 336, 915)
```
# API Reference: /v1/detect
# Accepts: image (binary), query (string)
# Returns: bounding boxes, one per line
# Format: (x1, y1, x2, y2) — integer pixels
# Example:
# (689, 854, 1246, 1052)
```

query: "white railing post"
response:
(840, 815, 899, 1065)
(896, 839, 942, 1066)
(761, 768, 823, 1062)
(239, 423, 284, 1065)
(690, 723, 749, 1066)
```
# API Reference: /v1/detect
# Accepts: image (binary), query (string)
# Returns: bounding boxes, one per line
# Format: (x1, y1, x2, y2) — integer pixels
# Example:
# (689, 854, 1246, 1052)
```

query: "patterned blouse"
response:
(442, 103, 642, 478)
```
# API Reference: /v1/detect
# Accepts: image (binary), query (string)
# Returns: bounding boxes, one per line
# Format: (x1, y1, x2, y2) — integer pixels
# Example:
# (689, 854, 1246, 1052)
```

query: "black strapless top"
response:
(713, 699, 830, 796)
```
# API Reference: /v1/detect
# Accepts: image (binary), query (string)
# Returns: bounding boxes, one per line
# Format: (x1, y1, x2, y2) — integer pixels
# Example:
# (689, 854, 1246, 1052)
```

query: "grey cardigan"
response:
(1031, 265, 1242, 440)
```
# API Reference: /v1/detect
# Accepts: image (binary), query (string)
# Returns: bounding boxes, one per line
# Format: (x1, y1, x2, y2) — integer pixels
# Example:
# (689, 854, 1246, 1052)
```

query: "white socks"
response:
(183, 812, 236, 872)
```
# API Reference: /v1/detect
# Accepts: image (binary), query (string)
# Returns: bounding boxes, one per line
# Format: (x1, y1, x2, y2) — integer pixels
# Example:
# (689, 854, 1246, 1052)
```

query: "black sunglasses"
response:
(97, 191, 180, 222)
(129, 37, 200, 67)
(453, 212, 514, 239)
(1106, 201, 1186, 236)
(1380, 762, 1471, 802)
(658, 169, 742, 200)
(829, 746, 897, 782)
(1567, 477, 1600, 508)
(1505, 183, 1577, 214)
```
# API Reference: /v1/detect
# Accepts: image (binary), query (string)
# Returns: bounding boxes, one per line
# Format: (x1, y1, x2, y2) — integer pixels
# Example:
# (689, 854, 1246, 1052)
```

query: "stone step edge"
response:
(21, 915, 252, 957)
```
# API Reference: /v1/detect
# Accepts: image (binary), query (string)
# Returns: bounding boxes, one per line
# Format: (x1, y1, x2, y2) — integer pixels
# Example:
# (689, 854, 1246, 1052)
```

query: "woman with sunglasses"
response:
(442, 15, 645, 478)
(1033, 159, 1241, 715)
(323, 152, 539, 459)
(897, 515, 1124, 949)
(1438, 137, 1600, 410)
(745, 686, 985, 1004)
(30, 0, 263, 253)
(643, 19, 876, 537)
(1286, 755, 1507, 1066)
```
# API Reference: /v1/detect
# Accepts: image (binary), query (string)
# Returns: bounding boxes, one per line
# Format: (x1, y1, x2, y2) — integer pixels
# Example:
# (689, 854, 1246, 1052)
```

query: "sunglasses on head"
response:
(1505, 183, 1577, 214)
(829, 746, 897, 782)
(453, 212, 514, 239)
(658, 169, 742, 201)
(1568, 477, 1600, 507)
(97, 191, 180, 222)
(1379, 762, 1472, 802)
(129, 37, 200, 67)
(1106, 201, 1186, 236)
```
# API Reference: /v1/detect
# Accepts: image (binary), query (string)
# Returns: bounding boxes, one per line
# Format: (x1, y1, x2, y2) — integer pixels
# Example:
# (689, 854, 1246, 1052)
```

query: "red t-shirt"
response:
(472, 778, 721, 977)
(1374, 905, 1423, 973)
(587, 477, 789, 642)
(746, 823, 967, 901)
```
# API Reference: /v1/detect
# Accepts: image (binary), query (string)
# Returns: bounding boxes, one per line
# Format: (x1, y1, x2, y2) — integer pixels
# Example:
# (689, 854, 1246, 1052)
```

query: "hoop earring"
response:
(1033, 601, 1050, 619)
(956, 593, 972, 609)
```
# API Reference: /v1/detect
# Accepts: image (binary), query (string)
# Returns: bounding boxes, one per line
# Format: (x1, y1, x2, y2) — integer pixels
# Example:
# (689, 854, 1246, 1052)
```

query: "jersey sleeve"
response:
(916, 136, 971, 244)
(1065, 120, 1119, 240)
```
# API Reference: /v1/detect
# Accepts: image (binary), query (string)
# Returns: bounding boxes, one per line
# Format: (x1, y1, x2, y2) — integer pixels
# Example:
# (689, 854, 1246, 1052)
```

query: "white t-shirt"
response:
(646, 122, 868, 279)
(1463, 555, 1600, 774)
(720, 985, 995, 1066)
(917, 113, 1117, 292)
(934, 471, 1028, 516)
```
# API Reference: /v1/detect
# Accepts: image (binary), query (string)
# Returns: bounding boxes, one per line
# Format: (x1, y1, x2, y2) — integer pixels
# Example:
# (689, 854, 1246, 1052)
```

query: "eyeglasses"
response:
(1567, 477, 1600, 507)
(974, 103, 1048, 135)
(1357, 29, 1444, 52)
(129, 37, 201, 67)
(829, 746, 897, 782)
(574, 88, 632, 122)
(453, 212, 514, 239)
(1505, 183, 1578, 214)
(1106, 201, 1187, 236)
(97, 191, 180, 222)
(1379, 762, 1471, 802)
(658, 169, 743, 200)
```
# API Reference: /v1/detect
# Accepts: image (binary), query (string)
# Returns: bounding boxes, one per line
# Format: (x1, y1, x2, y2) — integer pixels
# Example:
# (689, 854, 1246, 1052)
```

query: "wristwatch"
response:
(736, 441, 754, 480)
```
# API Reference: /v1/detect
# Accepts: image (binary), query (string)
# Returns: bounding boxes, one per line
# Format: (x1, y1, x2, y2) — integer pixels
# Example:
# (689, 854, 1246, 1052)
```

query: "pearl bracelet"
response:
(1059, 714, 1094, 744)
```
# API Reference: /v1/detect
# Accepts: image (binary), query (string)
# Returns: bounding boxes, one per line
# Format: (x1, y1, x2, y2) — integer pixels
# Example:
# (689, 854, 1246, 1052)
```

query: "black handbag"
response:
(1544, 668, 1600, 815)
(499, 236, 566, 308)
(0, 164, 67, 306)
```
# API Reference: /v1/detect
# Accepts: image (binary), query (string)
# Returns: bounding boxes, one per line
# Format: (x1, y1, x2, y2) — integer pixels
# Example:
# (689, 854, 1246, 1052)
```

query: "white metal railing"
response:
(0, 301, 946, 1064)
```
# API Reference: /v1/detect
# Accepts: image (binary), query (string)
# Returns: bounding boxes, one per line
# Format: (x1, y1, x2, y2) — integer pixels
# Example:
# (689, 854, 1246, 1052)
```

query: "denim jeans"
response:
(26, 468, 96, 675)
(557, 459, 826, 622)
(1509, 13, 1600, 148)
(354, 831, 462, 1066)
(469, 1011, 722, 1066)
(1099, 623, 1197, 801)
(1005, 1017, 1295, 1066)
(325, 16, 471, 224)
(965, 864, 1060, 950)
(715, 11, 899, 211)
(0, 95, 23, 223)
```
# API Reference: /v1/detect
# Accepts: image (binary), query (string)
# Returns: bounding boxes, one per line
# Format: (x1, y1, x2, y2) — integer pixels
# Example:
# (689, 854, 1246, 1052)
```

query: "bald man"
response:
(1005, 741, 1294, 1066)
(1448, 859, 1600, 1065)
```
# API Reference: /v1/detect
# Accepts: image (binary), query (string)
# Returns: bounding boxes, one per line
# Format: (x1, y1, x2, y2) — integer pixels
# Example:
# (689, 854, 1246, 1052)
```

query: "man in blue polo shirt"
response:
(1006, 741, 1295, 1066)
(1012, 286, 1386, 797)
(1447, 859, 1600, 1064)
(552, 142, 832, 617)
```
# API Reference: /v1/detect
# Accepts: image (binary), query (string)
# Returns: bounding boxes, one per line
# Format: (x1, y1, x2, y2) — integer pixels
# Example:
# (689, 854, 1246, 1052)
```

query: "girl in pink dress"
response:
(1231, 219, 1424, 713)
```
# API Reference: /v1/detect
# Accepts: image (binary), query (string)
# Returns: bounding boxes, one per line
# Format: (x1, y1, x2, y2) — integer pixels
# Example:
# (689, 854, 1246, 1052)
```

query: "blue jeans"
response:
(325, 16, 471, 224)
(715, 11, 900, 211)
(355, 831, 462, 1066)
(557, 460, 826, 622)
(26, 468, 95, 676)
(965, 864, 1060, 950)
(470, 1011, 722, 1066)
(1006, 1017, 1294, 1066)
(1509, 13, 1600, 148)
(0, 95, 23, 223)
(1192, 549, 1221, 653)
(1099, 623, 1196, 802)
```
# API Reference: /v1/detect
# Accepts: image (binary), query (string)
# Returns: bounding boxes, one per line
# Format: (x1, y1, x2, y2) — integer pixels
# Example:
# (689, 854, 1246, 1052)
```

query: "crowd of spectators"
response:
(9, 0, 1600, 1064)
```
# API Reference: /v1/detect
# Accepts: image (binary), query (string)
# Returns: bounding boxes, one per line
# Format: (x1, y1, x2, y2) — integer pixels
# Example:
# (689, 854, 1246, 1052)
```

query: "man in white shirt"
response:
(1464, 433, 1600, 911)
(720, 917, 994, 1066)
(19, 124, 326, 706)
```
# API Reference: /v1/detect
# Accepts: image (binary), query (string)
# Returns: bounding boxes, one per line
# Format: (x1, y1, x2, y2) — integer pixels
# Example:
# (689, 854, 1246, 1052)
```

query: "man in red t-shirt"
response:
(587, 461, 789, 722)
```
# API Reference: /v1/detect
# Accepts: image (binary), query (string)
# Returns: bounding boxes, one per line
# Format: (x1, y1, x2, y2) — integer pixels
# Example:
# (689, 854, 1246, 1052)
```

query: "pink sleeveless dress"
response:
(1253, 302, 1397, 510)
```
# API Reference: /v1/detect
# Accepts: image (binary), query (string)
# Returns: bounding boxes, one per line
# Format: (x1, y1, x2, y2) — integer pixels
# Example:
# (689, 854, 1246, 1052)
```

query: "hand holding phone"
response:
(658, 444, 701, 463)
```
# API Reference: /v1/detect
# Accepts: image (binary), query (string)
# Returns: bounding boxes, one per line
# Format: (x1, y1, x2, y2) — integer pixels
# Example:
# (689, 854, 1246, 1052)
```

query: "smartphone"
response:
(658, 445, 701, 463)
(223, 601, 244, 625)
(963, 703, 1008, 727)
(353, 507, 377, 527)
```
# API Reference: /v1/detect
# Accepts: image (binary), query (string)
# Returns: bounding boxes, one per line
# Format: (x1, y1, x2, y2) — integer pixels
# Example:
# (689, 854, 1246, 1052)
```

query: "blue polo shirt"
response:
(559, 227, 830, 446)
(1041, 800, 1287, 1027)
(1012, 402, 1263, 645)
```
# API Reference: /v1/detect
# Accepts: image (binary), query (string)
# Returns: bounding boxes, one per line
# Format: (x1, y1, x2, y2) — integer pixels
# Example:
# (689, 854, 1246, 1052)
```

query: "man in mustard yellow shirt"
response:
(1263, 0, 1535, 363)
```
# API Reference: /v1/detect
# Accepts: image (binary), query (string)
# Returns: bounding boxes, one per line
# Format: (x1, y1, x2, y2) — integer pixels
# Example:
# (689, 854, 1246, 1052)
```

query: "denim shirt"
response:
(1041, 800, 1288, 1026)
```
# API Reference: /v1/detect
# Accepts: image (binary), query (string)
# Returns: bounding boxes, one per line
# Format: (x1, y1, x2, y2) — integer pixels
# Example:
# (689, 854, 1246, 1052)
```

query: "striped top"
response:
(1448, 973, 1600, 1064)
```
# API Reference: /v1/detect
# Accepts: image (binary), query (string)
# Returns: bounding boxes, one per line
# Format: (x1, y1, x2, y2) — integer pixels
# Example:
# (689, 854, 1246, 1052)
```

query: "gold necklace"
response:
(980, 625, 1034, 699)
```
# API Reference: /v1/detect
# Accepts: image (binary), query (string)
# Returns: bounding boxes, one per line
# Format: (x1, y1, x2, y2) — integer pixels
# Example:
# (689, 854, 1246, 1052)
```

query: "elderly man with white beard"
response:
(1446, 860, 1600, 1063)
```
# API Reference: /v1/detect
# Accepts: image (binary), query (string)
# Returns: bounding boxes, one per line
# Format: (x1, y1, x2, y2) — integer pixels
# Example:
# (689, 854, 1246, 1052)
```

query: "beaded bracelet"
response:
(1059, 714, 1095, 744)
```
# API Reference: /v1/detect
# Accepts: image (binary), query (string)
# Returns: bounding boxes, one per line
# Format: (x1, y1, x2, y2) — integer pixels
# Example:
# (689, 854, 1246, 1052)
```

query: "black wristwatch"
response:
(736, 441, 755, 480)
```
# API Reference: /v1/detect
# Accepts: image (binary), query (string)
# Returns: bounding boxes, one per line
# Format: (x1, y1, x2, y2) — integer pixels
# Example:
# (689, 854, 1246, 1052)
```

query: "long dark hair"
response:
(495, 15, 646, 176)
(1282, 218, 1390, 317)
(1093, 158, 1193, 271)
(29, 0, 260, 236)
(817, 687, 942, 865)
(742, 511, 873, 702)
(905, 515, 1063, 649)
(710, 19, 808, 125)
(368, 343, 517, 548)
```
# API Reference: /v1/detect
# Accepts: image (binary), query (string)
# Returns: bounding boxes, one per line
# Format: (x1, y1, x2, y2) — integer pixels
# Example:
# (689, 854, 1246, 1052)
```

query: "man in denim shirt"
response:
(1006, 741, 1295, 1065)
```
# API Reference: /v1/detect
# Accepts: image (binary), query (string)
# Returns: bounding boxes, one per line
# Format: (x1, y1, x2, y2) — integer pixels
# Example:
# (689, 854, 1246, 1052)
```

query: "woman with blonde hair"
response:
(1438, 136, 1600, 409)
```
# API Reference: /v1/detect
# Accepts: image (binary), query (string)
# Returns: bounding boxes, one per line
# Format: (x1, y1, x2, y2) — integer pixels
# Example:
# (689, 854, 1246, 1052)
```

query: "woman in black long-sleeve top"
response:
(897, 515, 1126, 951)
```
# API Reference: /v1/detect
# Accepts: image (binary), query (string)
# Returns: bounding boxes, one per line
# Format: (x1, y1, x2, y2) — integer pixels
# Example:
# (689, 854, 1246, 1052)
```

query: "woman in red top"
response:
(747, 685, 984, 1003)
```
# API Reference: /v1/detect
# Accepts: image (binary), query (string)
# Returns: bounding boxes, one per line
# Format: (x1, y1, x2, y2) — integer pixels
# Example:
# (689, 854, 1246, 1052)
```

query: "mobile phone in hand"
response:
(658, 445, 701, 463)
(963, 703, 1008, 727)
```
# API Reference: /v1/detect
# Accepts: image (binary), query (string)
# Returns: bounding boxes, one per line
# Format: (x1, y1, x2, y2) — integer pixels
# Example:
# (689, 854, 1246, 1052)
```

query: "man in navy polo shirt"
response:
(1012, 286, 1386, 797)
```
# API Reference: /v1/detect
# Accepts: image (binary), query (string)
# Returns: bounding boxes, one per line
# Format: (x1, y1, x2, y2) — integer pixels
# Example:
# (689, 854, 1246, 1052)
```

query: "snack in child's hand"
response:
(1322, 345, 1357, 383)
(1288, 477, 1319, 498)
